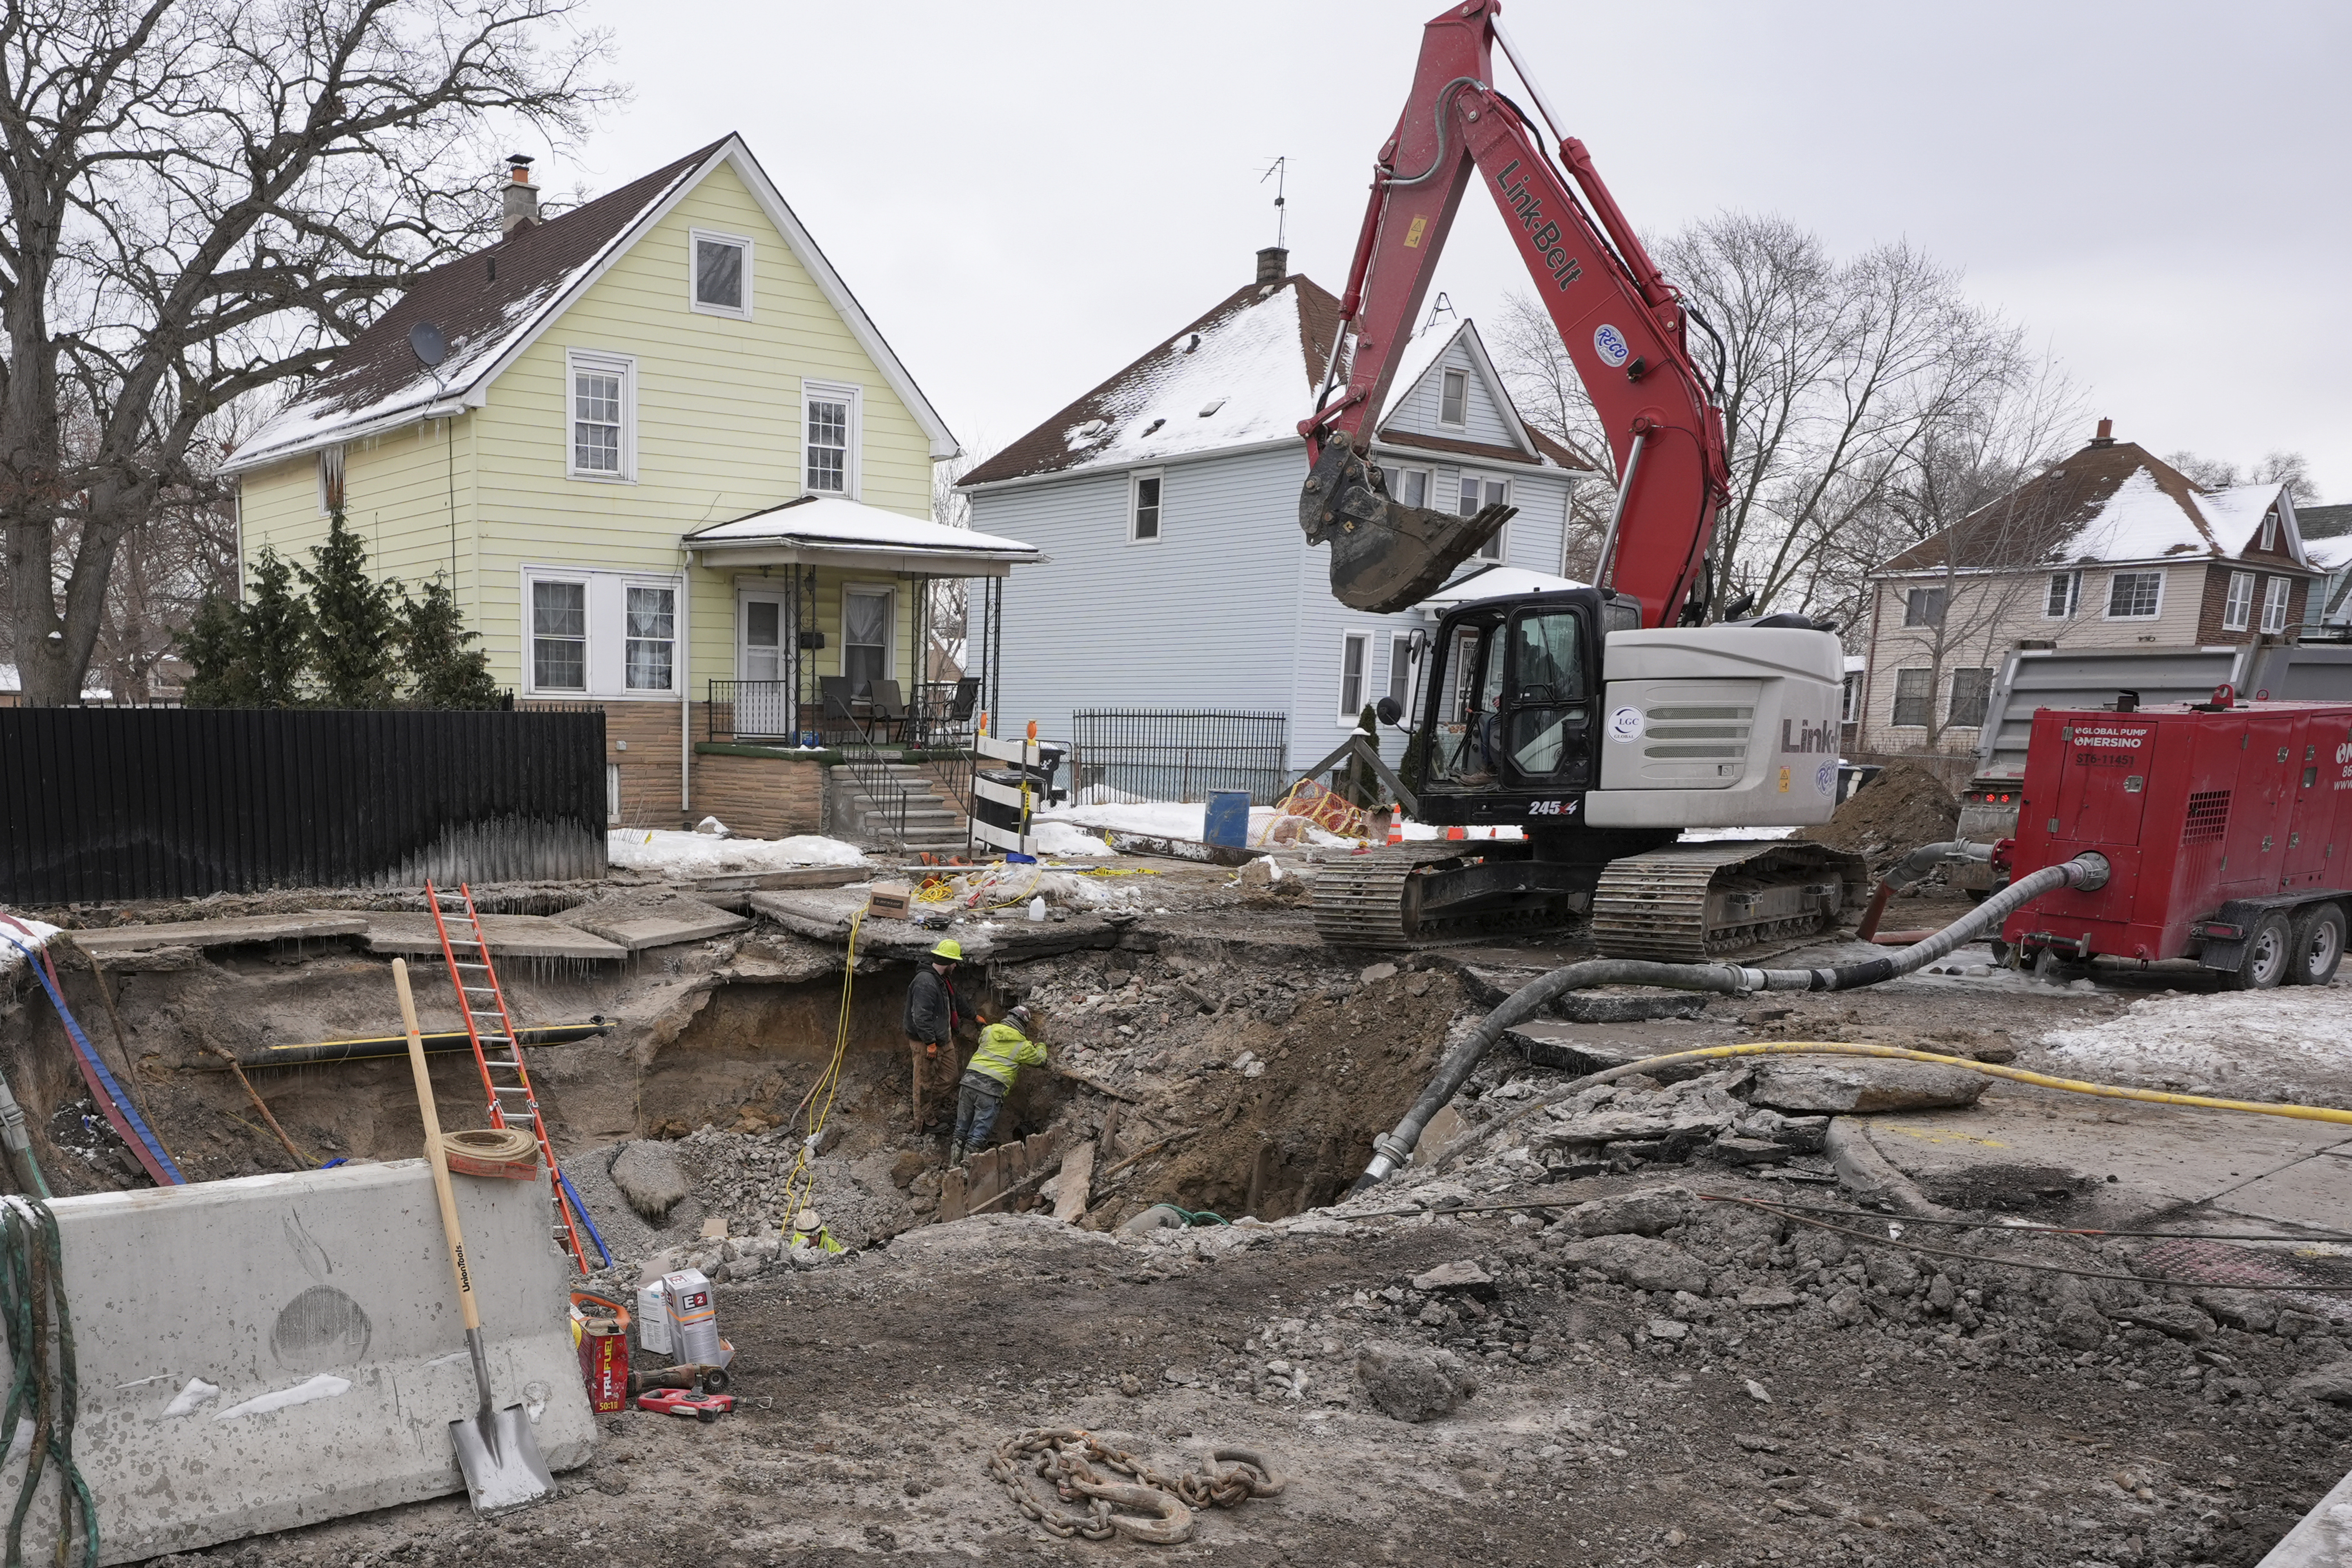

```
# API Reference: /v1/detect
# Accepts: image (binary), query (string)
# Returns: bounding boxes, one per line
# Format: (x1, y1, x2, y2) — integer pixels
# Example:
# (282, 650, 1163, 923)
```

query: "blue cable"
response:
(557, 1167, 612, 1267)
(2, 934, 185, 1185)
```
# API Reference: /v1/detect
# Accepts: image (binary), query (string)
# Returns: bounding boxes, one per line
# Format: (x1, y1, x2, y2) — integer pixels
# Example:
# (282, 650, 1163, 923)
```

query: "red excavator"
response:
(1299, 0, 1864, 957)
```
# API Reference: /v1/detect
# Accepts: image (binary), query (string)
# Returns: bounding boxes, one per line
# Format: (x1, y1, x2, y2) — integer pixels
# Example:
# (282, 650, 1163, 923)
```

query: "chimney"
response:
(2090, 417, 2114, 447)
(1255, 245, 1288, 287)
(501, 154, 539, 236)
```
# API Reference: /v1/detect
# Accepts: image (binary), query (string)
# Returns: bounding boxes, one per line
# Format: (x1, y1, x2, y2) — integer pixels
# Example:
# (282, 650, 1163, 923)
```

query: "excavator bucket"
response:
(1299, 435, 1517, 612)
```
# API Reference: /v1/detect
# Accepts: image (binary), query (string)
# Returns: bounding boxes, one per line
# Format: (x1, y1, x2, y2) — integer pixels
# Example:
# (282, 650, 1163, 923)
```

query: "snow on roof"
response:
(1385, 317, 1462, 414)
(684, 495, 1038, 557)
(2196, 482, 2301, 564)
(1416, 563, 1587, 609)
(1052, 285, 1314, 475)
(2305, 535, 2352, 573)
(2056, 466, 2217, 560)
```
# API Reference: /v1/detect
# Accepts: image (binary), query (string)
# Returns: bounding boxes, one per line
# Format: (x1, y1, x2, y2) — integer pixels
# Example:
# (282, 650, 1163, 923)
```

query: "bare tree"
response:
(927, 446, 979, 680)
(1490, 290, 1613, 576)
(2165, 448, 2321, 505)
(0, 0, 617, 706)
(1492, 213, 2055, 626)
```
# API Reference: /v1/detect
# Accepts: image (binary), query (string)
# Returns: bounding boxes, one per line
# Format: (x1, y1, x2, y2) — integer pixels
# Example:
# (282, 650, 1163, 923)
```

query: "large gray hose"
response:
(1352, 851, 2108, 1188)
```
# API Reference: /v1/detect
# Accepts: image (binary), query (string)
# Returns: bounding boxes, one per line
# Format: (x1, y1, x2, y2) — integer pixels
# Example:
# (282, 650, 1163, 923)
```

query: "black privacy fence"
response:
(0, 707, 607, 904)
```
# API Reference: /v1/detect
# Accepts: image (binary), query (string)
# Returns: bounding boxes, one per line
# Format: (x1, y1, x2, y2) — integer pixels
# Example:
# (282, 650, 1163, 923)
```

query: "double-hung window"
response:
(2260, 511, 2278, 552)
(1130, 470, 1162, 541)
(1339, 632, 1368, 722)
(1439, 368, 1468, 426)
(2107, 571, 2163, 619)
(803, 380, 859, 496)
(690, 230, 752, 318)
(2262, 575, 2290, 633)
(1459, 473, 1509, 560)
(567, 349, 635, 480)
(1891, 668, 1933, 727)
(523, 568, 683, 697)
(1903, 587, 1946, 627)
(2044, 572, 2080, 619)
(1388, 634, 1414, 712)
(2223, 570, 2254, 632)
(1379, 466, 1429, 508)
(1946, 668, 1993, 728)
(532, 579, 588, 691)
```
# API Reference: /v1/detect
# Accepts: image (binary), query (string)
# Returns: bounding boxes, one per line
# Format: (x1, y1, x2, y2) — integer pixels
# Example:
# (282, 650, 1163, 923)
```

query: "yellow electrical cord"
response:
(777, 907, 862, 1231)
(1522, 1040, 2352, 1127)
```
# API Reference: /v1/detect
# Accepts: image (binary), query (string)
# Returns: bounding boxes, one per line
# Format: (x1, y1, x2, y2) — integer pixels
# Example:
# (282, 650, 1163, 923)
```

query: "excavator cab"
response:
(1423, 596, 1594, 796)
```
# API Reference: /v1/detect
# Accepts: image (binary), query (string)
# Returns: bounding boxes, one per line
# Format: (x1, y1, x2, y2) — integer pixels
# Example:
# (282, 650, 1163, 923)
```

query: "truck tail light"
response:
(2195, 921, 2244, 940)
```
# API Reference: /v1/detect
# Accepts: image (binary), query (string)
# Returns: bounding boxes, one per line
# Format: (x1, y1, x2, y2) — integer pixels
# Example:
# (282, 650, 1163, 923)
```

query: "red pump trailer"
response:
(2000, 695, 2352, 987)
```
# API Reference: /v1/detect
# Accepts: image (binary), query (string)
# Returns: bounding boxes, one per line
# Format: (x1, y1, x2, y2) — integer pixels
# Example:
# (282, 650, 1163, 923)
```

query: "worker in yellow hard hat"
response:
(951, 1004, 1045, 1166)
(905, 937, 964, 1138)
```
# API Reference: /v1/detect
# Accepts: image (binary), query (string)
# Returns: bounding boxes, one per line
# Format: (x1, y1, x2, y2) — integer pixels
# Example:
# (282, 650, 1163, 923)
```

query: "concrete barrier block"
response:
(0, 1159, 593, 1564)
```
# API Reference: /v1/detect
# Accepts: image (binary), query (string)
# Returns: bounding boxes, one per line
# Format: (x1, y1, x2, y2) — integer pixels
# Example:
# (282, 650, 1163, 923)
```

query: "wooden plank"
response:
(1052, 1140, 1096, 1224)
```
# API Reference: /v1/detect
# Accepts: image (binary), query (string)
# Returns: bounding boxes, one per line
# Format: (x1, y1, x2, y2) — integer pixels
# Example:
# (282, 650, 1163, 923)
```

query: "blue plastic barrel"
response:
(1203, 789, 1250, 849)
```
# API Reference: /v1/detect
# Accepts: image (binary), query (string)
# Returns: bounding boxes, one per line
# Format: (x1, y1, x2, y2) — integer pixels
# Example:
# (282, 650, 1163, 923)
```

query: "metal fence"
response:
(1069, 710, 1291, 805)
(0, 707, 607, 904)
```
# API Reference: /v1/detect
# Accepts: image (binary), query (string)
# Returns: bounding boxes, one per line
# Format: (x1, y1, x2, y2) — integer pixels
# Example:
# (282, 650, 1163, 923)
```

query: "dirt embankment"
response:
(1795, 760, 1960, 871)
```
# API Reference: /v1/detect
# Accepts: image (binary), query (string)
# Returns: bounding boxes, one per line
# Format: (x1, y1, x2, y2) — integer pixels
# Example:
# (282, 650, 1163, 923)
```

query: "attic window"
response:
(690, 230, 752, 318)
(1440, 368, 1468, 426)
(2261, 510, 2278, 552)
(1198, 399, 1225, 417)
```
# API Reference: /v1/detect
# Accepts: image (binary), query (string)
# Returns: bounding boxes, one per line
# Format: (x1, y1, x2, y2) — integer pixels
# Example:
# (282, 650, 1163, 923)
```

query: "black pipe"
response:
(222, 1020, 610, 1071)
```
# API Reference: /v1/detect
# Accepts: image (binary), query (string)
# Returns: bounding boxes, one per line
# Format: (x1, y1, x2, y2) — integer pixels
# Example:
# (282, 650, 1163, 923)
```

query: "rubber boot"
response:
(948, 1142, 965, 1167)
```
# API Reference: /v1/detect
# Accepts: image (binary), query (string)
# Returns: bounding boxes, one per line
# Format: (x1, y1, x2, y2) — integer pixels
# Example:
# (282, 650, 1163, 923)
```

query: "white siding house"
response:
(960, 247, 1593, 780)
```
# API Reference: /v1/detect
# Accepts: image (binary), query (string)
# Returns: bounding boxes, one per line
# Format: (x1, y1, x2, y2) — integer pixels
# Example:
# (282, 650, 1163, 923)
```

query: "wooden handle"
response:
(395, 958, 481, 1334)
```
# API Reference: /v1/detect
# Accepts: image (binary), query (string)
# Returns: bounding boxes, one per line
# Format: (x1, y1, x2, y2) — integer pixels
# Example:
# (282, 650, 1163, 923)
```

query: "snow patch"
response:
(162, 1377, 220, 1417)
(608, 830, 868, 876)
(2040, 986, 2352, 1104)
(213, 1373, 351, 1422)
(0, 915, 62, 977)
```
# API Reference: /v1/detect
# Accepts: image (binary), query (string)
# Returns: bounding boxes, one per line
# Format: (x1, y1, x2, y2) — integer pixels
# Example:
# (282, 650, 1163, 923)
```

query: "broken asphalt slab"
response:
(746, 887, 1125, 962)
(69, 913, 368, 967)
(568, 903, 750, 953)
(360, 911, 627, 962)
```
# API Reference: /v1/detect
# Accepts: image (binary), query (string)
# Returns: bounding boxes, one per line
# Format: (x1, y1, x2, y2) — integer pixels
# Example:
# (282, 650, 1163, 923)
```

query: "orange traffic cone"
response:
(1387, 816, 1404, 846)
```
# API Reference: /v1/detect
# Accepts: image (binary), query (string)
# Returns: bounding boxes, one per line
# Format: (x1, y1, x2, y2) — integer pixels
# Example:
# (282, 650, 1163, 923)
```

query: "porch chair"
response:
(818, 676, 864, 747)
(868, 679, 911, 745)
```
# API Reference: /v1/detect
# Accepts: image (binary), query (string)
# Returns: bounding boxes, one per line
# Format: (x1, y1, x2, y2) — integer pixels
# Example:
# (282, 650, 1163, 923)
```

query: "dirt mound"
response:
(1794, 760, 1958, 868)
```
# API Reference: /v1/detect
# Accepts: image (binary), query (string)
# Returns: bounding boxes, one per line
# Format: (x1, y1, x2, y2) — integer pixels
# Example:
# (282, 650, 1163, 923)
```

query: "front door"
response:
(736, 587, 792, 738)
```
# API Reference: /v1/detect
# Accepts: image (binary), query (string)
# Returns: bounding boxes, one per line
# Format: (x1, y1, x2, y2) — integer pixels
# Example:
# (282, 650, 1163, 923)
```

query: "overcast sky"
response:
(558, 0, 2352, 502)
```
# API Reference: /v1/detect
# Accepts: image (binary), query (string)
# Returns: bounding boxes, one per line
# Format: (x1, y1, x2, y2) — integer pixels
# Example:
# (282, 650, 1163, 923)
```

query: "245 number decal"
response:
(1526, 799, 1578, 817)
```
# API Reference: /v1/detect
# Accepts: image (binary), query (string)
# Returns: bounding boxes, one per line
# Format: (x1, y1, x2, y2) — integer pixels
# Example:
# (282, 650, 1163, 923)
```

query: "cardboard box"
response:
(866, 880, 914, 920)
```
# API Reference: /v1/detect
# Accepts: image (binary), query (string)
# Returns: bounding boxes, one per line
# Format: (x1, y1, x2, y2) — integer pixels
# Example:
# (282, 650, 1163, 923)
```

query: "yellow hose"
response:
(1566, 1040, 2352, 1126)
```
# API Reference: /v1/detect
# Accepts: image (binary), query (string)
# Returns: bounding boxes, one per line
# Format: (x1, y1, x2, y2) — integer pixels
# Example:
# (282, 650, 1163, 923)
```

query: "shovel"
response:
(393, 958, 557, 1517)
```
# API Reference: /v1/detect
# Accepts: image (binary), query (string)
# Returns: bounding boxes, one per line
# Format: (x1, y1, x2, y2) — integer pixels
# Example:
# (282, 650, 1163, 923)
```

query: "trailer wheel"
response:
(2227, 911, 2294, 990)
(2287, 902, 2346, 986)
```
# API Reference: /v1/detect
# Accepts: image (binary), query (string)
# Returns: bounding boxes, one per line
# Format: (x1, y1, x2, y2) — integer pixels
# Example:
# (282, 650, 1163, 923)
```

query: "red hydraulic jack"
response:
(636, 1389, 735, 1423)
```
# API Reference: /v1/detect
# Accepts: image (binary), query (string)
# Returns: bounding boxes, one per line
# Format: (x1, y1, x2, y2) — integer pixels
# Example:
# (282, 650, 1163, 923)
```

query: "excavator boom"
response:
(1298, 0, 1729, 626)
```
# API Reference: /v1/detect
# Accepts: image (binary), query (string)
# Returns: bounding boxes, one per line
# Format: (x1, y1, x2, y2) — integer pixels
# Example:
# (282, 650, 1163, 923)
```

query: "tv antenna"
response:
(1259, 156, 1287, 249)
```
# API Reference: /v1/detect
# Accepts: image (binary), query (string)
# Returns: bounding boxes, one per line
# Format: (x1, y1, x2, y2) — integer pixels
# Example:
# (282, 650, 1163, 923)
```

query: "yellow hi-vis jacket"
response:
(965, 1022, 1046, 1092)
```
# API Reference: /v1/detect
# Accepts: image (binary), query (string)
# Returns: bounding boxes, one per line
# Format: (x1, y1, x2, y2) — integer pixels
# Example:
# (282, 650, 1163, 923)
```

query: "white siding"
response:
(1387, 338, 1521, 450)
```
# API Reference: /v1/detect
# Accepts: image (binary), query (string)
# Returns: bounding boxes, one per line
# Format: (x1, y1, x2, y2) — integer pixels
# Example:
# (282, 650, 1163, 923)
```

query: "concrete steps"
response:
(828, 761, 969, 852)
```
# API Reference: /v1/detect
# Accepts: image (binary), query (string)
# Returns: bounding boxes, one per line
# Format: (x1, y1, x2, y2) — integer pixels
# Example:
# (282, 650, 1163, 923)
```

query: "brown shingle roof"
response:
(1377, 427, 1595, 471)
(1879, 439, 2218, 573)
(230, 140, 727, 469)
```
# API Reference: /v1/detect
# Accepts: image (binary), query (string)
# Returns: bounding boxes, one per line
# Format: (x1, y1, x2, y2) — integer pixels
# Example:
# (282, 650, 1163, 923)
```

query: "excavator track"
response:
(1588, 840, 1868, 963)
(1310, 844, 1462, 949)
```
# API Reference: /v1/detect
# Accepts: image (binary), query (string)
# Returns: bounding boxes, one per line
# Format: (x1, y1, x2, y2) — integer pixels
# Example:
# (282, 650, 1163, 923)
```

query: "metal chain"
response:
(987, 1428, 1284, 1544)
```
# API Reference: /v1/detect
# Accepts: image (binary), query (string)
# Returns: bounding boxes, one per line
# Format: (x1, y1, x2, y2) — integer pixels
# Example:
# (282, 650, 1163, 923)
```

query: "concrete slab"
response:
(665, 864, 874, 893)
(746, 888, 1125, 963)
(570, 905, 750, 953)
(1853, 1083, 2352, 1226)
(362, 912, 626, 962)
(7, 1159, 591, 1563)
(2205, 1145, 2352, 1232)
(71, 913, 368, 961)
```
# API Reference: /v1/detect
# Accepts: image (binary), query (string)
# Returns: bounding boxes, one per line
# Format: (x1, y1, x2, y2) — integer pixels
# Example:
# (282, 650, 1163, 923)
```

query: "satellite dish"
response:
(408, 319, 448, 370)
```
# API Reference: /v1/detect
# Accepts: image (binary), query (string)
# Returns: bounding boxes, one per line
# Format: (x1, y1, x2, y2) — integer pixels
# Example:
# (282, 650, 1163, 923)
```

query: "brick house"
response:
(1854, 422, 2325, 758)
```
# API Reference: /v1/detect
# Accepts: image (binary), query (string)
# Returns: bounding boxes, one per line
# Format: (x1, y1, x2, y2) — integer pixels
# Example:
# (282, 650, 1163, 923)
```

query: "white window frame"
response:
(840, 583, 895, 694)
(528, 573, 590, 694)
(565, 348, 637, 483)
(2104, 569, 2165, 621)
(1338, 631, 1370, 724)
(688, 228, 754, 320)
(316, 444, 345, 515)
(1903, 586, 1946, 627)
(622, 581, 679, 694)
(1381, 465, 1431, 509)
(801, 378, 861, 499)
(1456, 471, 1510, 561)
(1387, 632, 1415, 713)
(1129, 468, 1163, 544)
(1439, 368, 1469, 428)
(1840, 670, 1863, 724)
(2043, 571, 2080, 619)
(2261, 575, 2290, 634)
(1891, 668, 1933, 728)
(2222, 570, 2254, 632)
(520, 564, 687, 700)
(2260, 512, 2278, 552)
(1945, 667, 1994, 729)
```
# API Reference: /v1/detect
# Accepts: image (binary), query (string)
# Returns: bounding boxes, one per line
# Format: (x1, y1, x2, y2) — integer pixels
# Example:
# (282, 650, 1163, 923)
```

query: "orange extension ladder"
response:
(427, 881, 592, 1272)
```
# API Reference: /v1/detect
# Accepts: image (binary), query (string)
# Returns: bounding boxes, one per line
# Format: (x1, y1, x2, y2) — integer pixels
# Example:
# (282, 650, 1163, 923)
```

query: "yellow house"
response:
(226, 136, 1033, 834)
